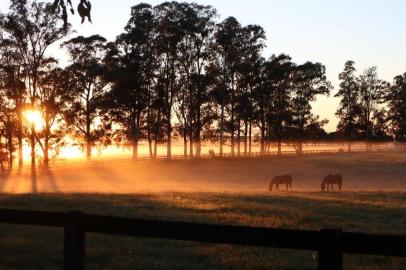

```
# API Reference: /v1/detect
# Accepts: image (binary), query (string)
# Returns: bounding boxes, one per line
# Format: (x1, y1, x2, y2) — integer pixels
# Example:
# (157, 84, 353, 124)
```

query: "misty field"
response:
(0, 152, 406, 269)
(2, 152, 406, 193)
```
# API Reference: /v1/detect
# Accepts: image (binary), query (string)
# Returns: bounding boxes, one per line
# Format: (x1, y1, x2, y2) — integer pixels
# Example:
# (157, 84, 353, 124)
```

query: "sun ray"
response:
(24, 110, 44, 130)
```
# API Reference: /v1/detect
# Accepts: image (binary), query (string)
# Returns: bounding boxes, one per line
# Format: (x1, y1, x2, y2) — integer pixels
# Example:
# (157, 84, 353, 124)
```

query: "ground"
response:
(2, 152, 406, 193)
(0, 152, 405, 269)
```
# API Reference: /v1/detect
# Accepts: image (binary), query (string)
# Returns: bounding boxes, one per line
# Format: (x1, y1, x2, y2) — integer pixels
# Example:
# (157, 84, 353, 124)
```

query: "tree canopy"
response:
(0, 0, 404, 168)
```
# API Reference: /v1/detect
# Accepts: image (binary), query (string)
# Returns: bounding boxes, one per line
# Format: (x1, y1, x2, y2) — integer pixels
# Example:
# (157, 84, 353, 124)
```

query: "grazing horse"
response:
(321, 174, 343, 191)
(269, 175, 293, 191)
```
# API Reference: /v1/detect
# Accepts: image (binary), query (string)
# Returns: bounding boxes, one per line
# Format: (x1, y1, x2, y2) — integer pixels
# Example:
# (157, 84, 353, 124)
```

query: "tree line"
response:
(0, 1, 405, 169)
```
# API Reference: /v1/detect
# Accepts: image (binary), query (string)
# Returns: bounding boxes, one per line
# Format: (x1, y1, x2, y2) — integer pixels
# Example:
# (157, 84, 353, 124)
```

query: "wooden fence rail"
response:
(0, 208, 405, 270)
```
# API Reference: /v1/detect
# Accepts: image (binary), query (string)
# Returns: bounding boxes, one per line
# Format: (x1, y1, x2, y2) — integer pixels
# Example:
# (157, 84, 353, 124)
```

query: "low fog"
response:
(1, 152, 406, 194)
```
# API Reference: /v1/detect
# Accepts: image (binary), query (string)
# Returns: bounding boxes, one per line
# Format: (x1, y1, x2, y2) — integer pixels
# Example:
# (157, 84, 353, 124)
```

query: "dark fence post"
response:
(318, 229, 343, 270)
(64, 211, 85, 270)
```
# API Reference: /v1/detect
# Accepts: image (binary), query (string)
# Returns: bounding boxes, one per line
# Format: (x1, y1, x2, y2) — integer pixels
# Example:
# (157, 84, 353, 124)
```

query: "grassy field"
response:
(3, 152, 406, 193)
(0, 191, 405, 270)
(0, 152, 406, 269)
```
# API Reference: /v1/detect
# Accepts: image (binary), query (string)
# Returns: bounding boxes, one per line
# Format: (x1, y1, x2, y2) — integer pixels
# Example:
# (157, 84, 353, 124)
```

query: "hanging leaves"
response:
(78, 0, 92, 24)
(52, 0, 91, 31)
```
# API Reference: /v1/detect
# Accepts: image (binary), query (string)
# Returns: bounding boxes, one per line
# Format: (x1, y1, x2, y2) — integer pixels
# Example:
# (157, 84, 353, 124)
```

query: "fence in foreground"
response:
(0, 208, 405, 270)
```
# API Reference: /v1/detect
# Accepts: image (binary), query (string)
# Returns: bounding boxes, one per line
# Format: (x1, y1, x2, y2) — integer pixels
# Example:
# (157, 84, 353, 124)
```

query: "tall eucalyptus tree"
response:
(62, 35, 110, 160)
(1, 0, 68, 170)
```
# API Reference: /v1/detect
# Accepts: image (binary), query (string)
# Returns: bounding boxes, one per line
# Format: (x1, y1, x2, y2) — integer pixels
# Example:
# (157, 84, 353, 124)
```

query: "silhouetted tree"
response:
(206, 60, 228, 157)
(212, 17, 243, 157)
(153, 2, 185, 159)
(62, 35, 110, 160)
(0, 93, 16, 168)
(335, 61, 361, 150)
(1, 0, 383, 161)
(259, 54, 294, 155)
(0, 28, 26, 168)
(237, 24, 266, 156)
(385, 74, 406, 142)
(357, 67, 386, 148)
(104, 3, 156, 160)
(290, 62, 331, 154)
(1, 0, 68, 170)
(36, 60, 69, 166)
(176, 3, 217, 158)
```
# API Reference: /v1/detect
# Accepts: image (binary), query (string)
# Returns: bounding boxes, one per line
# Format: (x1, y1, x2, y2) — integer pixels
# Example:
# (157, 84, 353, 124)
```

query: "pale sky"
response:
(1, 0, 406, 132)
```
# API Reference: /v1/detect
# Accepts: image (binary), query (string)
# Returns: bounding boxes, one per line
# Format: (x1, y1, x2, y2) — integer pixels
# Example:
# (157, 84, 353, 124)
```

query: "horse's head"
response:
(321, 183, 326, 191)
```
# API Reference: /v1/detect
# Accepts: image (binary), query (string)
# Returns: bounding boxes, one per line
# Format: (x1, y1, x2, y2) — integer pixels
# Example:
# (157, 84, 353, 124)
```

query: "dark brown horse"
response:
(269, 175, 293, 191)
(321, 174, 343, 191)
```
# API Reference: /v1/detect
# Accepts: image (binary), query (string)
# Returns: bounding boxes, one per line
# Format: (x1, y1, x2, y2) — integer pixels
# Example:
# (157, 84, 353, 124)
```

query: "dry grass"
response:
(0, 191, 405, 269)
(0, 152, 406, 269)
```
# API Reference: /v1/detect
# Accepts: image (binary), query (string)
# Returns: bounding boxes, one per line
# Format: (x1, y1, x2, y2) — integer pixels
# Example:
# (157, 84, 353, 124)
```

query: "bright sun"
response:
(24, 110, 43, 130)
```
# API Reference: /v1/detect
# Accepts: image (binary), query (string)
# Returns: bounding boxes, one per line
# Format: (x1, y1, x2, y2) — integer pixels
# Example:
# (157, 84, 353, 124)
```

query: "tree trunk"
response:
(231, 109, 235, 157)
(7, 131, 13, 168)
(277, 138, 282, 156)
(44, 117, 50, 168)
(167, 116, 172, 160)
(30, 124, 36, 194)
(237, 120, 241, 157)
(277, 125, 282, 156)
(132, 140, 138, 161)
(86, 110, 92, 160)
(248, 121, 252, 156)
(260, 124, 265, 155)
(196, 102, 201, 159)
(18, 110, 23, 169)
(86, 139, 91, 161)
(183, 131, 188, 159)
(44, 139, 49, 168)
(348, 124, 352, 152)
(154, 111, 161, 160)
(148, 131, 153, 159)
(189, 123, 193, 159)
(298, 135, 303, 155)
(153, 140, 158, 160)
(220, 105, 224, 158)
(244, 120, 248, 156)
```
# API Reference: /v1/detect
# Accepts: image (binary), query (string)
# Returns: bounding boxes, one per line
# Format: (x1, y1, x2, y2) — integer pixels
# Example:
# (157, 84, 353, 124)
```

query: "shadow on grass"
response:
(0, 193, 405, 269)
